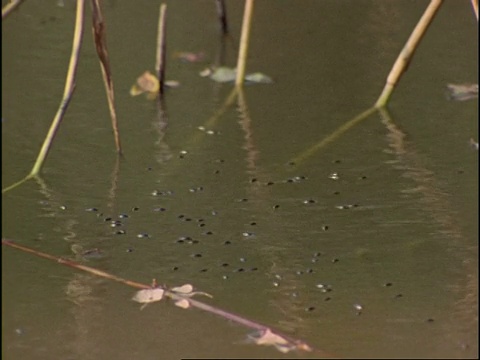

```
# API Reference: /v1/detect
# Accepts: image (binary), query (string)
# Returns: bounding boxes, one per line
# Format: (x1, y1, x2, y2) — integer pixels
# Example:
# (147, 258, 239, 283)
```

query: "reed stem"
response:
(375, 0, 443, 108)
(30, 0, 85, 176)
(215, 0, 229, 35)
(91, 0, 122, 154)
(156, 4, 167, 97)
(235, 0, 254, 86)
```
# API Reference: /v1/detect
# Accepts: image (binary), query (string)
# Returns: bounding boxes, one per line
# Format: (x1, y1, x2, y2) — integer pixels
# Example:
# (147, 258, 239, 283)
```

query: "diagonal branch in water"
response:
(2, 238, 332, 356)
(288, 106, 377, 168)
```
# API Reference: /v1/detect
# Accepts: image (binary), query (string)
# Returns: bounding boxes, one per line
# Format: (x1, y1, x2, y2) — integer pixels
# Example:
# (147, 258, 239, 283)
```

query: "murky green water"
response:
(2, 1, 478, 359)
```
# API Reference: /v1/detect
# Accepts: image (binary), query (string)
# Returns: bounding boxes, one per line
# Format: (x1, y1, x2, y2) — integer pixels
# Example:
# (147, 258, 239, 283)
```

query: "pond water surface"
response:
(2, 1, 478, 359)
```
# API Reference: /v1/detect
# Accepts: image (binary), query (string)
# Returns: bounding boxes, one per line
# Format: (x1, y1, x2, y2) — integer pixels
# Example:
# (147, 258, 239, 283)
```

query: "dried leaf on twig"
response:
(132, 288, 165, 310)
(170, 283, 213, 298)
(174, 298, 190, 309)
(247, 328, 295, 353)
(130, 71, 179, 99)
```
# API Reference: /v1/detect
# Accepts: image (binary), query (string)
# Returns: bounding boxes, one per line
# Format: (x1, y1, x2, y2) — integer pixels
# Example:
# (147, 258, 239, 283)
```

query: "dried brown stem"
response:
(91, 0, 122, 154)
(156, 4, 167, 97)
(215, 0, 229, 35)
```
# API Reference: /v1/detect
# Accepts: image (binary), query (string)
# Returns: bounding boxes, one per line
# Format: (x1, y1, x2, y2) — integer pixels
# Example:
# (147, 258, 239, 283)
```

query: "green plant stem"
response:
(288, 106, 377, 167)
(2, 174, 33, 194)
(30, 0, 85, 176)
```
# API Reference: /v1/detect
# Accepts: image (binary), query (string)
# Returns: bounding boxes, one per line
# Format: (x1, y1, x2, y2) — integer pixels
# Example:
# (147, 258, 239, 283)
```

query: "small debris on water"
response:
(469, 138, 479, 150)
(353, 304, 363, 311)
(335, 204, 358, 210)
(242, 232, 255, 237)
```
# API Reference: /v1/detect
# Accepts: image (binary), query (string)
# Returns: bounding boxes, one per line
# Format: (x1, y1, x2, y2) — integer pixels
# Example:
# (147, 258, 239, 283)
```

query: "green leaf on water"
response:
(244, 72, 274, 84)
(200, 66, 273, 84)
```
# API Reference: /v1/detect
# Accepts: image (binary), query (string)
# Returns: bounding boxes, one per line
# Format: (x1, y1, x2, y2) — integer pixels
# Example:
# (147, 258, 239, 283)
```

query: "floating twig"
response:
(90, 0, 122, 154)
(2, 238, 326, 355)
(2, 239, 148, 289)
(235, 0, 254, 86)
(375, 0, 443, 108)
